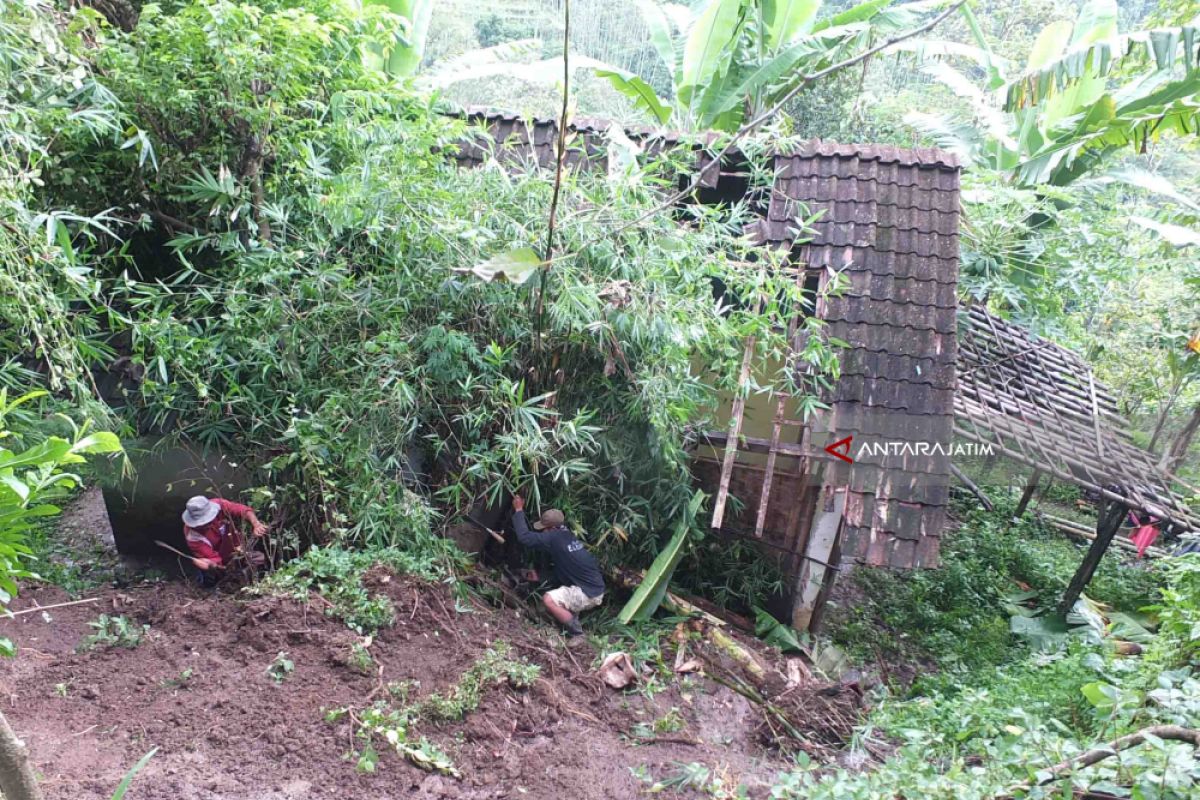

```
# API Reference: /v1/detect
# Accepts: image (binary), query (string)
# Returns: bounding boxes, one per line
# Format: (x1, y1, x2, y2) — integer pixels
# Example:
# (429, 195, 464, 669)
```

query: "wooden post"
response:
(711, 336, 756, 530)
(791, 486, 846, 631)
(1058, 500, 1127, 614)
(1013, 469, 1041, 520)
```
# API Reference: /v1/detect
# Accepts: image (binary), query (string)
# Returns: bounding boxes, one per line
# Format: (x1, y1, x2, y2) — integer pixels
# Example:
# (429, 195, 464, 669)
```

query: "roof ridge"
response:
(453, 107, 961, 169)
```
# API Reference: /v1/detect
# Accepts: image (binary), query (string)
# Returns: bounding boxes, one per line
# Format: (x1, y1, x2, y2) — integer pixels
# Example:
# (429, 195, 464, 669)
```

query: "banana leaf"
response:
(617, 490, 704, 624)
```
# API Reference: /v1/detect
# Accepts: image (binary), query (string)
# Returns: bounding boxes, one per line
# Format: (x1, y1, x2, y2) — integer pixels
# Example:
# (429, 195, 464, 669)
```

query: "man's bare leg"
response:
(542, 593, 574, 625)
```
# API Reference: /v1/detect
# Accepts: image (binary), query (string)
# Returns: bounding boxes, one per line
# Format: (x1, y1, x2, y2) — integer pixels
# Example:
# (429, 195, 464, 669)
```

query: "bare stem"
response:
(533, 0, 572, 357)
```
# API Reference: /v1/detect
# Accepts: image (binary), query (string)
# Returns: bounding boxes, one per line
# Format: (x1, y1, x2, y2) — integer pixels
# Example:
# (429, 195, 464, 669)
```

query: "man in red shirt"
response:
(182, 495, 268, 581)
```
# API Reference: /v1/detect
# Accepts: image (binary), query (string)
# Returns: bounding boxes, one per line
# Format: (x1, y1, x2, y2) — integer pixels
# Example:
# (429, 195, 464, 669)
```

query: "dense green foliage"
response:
(830, 500, 1163, 671)
(4, 0, 827, 573)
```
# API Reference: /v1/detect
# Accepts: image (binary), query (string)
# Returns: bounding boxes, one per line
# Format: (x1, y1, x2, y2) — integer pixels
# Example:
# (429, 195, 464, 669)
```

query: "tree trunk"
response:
(0, 711, 44, 800)
(1161, 401, 1200, 475)
(1148, 382, 1181, 453)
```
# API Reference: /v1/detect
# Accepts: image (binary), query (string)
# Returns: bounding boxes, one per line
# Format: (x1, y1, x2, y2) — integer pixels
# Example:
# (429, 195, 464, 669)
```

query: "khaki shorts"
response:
(547, 585, 603, 614)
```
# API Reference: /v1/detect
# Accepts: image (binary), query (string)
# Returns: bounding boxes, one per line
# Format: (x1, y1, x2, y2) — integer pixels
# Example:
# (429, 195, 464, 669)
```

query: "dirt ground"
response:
(0, 562, 857, 800)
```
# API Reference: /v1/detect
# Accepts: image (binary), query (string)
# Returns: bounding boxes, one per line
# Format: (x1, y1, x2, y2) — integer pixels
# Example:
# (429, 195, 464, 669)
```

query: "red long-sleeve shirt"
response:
(184, 498, 254, 566)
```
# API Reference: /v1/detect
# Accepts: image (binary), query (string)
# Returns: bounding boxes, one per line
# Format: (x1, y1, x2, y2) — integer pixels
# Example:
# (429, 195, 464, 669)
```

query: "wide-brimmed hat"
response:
(182, 495, 220, 528)
(532, 509, 565, 530)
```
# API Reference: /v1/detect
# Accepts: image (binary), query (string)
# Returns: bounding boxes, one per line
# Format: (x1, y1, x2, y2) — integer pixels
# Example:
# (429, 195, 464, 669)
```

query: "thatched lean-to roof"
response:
(956, 304, 1200, 532)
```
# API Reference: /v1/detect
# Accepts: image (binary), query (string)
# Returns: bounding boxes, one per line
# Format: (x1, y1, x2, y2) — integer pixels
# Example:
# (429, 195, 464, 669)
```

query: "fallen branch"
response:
(1002, 725, 1200, 798)
(5, 597, 100, 617)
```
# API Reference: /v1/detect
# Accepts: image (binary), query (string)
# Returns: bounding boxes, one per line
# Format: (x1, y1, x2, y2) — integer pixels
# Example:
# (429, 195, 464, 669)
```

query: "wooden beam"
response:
(1013, 469, 1041, 520)
(711, 336, 756, 530)
(702, 431, 807, 458)
(792, 486, 846, 631)
(1041, 513, 1167, 559)
(949, 462, 993, 511)
(1058, 500, 1127, 614)
(754, 394, 790, 538)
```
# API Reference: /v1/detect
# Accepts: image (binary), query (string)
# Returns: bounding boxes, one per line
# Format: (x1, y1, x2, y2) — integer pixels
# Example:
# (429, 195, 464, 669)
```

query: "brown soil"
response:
(1, 572, 856, 799)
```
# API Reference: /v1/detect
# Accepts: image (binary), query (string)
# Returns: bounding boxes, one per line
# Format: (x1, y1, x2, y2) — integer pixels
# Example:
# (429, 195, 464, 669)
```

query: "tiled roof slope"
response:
(761, 147, 961, 569)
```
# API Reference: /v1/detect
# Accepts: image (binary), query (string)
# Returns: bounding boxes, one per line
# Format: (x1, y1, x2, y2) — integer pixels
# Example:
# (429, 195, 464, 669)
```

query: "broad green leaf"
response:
(454, 248, 543, 285)
(635, 0, 678, 77)
(0, 475, 29, 503)
(1080, 681, 1120, 710)
(368, 0, 434, 77)
(618, 490, 704, 624)
(679, 0, 745, 111)
(0, 437, 71, 471)
(72, 431, 123, 454)
(699, 37, 822, 126)
(595, 68, 673, 124)
(762, 0, 821, 49)
(1069, 0, 1118, 49)
(1025, 20, 1073, 71)
(0, 637, 14, 658)
(754, 606, 804, 652)
(1010, 613, 1071, 649)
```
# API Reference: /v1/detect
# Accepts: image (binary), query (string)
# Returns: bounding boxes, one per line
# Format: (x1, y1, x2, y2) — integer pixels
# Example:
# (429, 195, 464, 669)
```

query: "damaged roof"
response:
(455, 108, 962, 569)
(757, 145, 961, 569)
(956, 304, 1200, 533)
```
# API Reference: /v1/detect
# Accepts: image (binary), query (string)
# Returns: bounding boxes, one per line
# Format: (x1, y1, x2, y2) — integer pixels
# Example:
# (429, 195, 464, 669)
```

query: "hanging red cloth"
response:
(1128, 512, 1161, 559)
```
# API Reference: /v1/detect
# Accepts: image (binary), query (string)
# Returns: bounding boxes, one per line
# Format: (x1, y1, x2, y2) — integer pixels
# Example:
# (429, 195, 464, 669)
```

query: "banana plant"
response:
(596, 0, 956, 131)
(903, 0, 1200, 186)
(364, 0, 434, 77)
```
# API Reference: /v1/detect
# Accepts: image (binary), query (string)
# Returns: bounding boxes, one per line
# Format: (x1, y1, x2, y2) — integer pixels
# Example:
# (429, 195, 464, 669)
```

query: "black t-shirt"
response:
(512, 511, 605, 598)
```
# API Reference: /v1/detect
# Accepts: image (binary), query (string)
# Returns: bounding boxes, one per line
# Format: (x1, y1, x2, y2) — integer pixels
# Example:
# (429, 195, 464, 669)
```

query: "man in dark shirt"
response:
(511, 496, 605, 637)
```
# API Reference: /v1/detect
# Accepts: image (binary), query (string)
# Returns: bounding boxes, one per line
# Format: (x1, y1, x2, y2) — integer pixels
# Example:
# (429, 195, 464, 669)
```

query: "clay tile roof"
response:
(765, 145, 960, 569)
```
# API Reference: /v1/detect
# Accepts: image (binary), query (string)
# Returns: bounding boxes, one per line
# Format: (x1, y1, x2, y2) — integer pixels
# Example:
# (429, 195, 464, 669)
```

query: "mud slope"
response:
(1, 575, 844, 799)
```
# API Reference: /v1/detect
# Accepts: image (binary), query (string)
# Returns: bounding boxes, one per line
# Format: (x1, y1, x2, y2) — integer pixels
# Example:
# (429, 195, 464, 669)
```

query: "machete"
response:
(464, 513, 506, 543)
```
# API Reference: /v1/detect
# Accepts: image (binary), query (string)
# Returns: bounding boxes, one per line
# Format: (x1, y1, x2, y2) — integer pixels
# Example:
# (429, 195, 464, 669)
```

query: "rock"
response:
(419, 774, 460, 798)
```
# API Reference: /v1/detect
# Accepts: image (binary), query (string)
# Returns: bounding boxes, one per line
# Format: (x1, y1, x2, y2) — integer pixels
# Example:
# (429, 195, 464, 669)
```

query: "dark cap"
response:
(532, 509, 565, 530)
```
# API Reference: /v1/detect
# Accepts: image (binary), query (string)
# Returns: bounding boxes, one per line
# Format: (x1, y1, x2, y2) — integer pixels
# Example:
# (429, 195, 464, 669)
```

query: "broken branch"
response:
(1001, 725, 1200, 798)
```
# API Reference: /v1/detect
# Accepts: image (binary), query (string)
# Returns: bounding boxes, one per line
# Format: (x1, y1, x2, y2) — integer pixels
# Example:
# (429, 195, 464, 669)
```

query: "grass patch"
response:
(78, 614, 148, 652)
